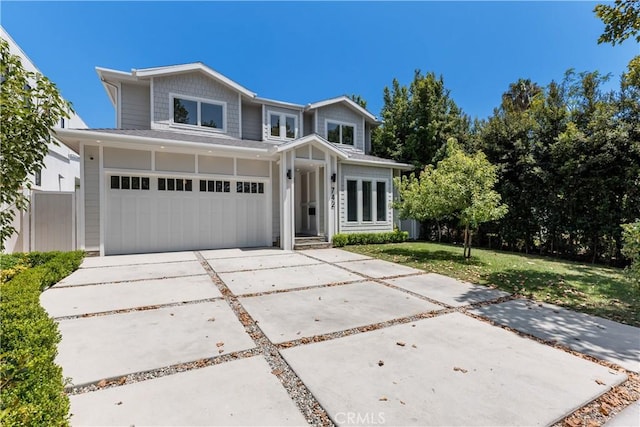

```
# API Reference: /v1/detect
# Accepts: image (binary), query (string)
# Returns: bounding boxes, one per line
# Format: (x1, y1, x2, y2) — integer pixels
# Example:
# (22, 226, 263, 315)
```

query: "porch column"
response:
(280, 151, 295, 250)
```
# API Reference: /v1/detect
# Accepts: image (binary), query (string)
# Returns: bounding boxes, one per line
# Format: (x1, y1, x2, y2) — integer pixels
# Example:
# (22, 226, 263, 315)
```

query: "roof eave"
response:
(54, 129, 273, 157)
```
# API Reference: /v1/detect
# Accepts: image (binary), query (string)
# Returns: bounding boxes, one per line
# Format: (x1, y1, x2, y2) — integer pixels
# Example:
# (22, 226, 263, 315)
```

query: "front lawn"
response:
(345, 241, 639, 327)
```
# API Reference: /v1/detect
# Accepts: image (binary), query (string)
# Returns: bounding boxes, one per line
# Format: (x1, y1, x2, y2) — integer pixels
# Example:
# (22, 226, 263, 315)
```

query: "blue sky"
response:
(2, 1, 637, 128)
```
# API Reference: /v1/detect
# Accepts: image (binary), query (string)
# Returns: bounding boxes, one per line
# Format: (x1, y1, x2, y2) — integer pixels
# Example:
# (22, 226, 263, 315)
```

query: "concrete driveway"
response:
(40, 248, 639, 426)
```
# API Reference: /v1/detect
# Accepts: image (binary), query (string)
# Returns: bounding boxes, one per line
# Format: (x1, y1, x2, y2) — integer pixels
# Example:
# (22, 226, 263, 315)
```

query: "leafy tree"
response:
(0, 38, 71, 251)
(594, 0, 640, 45)
(395, 139, 507, 258)
(348, 94, 367, 109)
(373, 71, 469, 169)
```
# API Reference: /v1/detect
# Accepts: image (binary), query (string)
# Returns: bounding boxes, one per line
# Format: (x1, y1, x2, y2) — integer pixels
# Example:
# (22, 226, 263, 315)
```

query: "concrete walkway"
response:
(40, 248, 638, 426)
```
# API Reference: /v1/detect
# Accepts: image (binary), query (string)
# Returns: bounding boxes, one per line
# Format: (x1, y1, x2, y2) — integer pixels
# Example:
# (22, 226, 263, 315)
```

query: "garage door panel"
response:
(106, 176, 270, 255)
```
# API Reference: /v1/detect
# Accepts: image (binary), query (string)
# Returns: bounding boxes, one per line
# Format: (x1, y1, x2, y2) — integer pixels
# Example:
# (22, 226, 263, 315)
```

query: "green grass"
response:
(344, 241, 640, 327)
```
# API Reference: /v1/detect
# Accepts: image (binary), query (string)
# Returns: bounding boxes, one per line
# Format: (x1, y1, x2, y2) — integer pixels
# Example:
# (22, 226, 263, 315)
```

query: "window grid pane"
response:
(327, 122, 340, 143)
(347, 180, 358, 222)
(270, 115, 280, 137)
(110, 176, 120, 189)
(376, 182, 386, 221)
(201, 103, 223, 129)
(121, 176, 130, 190)
(342, 125, 354, 145)
(362, 181, 372, 221)
(286, 116, 295, 138)
(173, 98, 197, 125)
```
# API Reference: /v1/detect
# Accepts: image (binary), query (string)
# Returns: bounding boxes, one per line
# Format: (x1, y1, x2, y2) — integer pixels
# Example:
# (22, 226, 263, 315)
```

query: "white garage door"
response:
(106, 174, 270, 255)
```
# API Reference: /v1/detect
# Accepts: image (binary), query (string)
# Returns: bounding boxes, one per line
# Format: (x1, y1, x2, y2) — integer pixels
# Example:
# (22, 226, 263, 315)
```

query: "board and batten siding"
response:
(152, 72, 241, 138)
(338, 164, 394, 233)
(241, 102, 262, 141)
(84, 146, 100, 250)
(120, 83, 150, 129)
(316, 104, 365, 152)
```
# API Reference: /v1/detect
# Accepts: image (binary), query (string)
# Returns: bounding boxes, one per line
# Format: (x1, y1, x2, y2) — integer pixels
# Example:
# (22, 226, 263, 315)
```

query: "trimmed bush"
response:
(1, 250, 84, 426)
(332, 230, 409, 247)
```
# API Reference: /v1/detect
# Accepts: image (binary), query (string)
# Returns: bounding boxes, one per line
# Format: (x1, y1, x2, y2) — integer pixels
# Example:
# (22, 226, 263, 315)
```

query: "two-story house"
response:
(56, 62, 411, 255)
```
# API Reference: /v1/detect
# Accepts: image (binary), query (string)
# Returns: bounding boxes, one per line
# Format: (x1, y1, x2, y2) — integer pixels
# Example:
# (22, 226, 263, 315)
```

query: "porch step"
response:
(294, 236, 331, 250)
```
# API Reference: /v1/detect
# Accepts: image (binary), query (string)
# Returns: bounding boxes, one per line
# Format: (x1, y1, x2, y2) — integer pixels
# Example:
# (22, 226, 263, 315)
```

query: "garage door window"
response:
(199, 180, 231, 193)
(158, 177, 193, 192)
(236, 181, 264, 194)
(111, 175, 150, 190)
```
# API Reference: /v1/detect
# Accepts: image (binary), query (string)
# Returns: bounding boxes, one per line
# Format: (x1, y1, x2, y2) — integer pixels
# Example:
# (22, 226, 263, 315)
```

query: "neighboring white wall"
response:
(121, 82, 151, 129)
(84, 145, 100, 250)
(1, 26, 86, 252)
(316, 104, 365, 152)
(338, 163, 393, 233)
(241, 102, 262, 141)
(152, 72, 241, 138)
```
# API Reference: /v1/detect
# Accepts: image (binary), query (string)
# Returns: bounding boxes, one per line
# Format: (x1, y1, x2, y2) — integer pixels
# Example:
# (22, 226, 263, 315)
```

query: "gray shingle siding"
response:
(152, 72, 241, 138)
(120, 83, 150, 129)
(316, 104, 364, 152)
(242, 102, 262, 141)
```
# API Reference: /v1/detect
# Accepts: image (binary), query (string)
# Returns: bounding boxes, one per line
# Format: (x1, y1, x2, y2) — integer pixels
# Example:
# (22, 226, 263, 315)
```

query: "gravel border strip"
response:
(52, 272, 207, 288)
(276, 307, 455, 349)
(195, 251, 335, 426)
(78, 258, 199, 270)
(54, 297, 222, 321)
(235, 278, 369, 299)
(66, 348, 260, 394)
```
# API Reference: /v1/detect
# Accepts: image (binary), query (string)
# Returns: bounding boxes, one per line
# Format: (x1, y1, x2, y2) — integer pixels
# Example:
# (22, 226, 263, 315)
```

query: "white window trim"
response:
(267, 110, 298, 141)
(169, 92, 227, 134)
(343, 176, 391, 225)
(325, 119, 356, 146)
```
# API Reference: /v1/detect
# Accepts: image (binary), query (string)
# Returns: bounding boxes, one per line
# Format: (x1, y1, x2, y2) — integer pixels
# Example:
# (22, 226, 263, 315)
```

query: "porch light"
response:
(331, 173, 337, 183)
(287, 169, 292, 180)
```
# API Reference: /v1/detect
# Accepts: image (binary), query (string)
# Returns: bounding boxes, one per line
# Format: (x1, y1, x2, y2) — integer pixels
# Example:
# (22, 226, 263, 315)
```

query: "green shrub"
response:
(332, 234, 349, 247)
(0, 250, 84, 426)
(622, 220, 640, 286)
(332, 230, 409, 247)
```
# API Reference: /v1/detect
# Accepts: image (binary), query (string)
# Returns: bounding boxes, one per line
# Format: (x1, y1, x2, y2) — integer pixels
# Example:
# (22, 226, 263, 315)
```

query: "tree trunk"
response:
(437, 220, 442, 242)
(592, 235, 598, 264)
(463, 224, 471, 259)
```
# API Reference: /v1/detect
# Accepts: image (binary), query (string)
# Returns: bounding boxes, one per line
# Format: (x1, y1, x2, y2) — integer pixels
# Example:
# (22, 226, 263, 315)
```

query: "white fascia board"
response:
(341, 158, 413, 170)
(54, 129, 274, 158)
(253, 96, 304, 110)
(305, 96, 377, 122)
(272, 135, 348, 159)
(133, 63, 256, 98)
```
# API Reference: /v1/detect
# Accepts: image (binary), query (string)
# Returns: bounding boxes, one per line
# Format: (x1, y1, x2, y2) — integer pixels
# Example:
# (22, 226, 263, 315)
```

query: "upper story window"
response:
(326, 120, 355, 145)
(171, 94, 226, 132)
(269, 112, 297, 140)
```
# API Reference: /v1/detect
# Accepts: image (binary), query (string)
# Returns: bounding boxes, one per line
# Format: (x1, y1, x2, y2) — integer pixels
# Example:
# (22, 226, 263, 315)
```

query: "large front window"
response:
(327, 121, 355, 145)
(345, 178, 389, 223)
(172, 95, 225, 131)
(269, 112, 297, 140)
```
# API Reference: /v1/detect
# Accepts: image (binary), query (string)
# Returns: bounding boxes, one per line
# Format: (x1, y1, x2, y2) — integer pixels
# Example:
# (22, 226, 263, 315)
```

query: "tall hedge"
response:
(0, 251, 84, 426)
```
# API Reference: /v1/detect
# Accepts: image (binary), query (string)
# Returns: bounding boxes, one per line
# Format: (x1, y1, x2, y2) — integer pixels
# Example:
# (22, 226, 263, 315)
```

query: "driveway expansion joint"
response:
(54, 297, 224, 321)
(195, 251, 335, 427)
(53, 272, 207, 288)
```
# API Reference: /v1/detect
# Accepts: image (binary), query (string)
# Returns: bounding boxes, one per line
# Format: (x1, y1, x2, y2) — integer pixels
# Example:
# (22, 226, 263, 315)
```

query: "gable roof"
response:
(305, 96, 378, 123)
(272, 134, 349, 159)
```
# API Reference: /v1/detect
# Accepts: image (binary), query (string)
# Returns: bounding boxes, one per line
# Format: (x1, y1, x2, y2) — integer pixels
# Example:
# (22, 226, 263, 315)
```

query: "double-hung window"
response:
(345, 178, 389, 223)
(172, 95, 226, 132)
(326, 121, 355, 145)
(269, 112, 297, 140)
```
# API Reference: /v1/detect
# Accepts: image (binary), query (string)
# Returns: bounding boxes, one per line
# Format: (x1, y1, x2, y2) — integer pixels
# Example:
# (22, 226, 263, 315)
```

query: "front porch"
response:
(275, 134, 347, 250)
